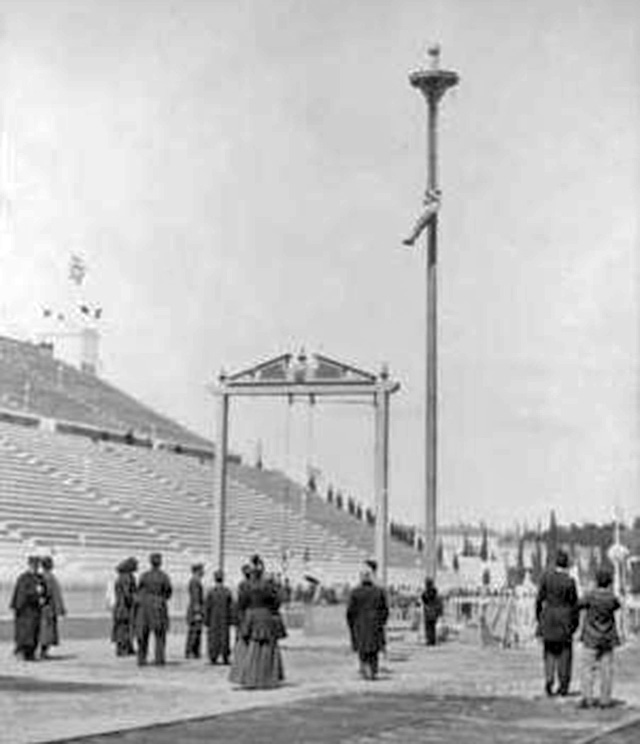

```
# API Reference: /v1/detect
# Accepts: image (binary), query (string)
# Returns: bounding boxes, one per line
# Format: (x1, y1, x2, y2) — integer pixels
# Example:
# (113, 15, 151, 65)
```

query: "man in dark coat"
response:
(421, 578, 444, 646)
(185, 563, 205, 659)
(204, 569, 233, 664)
(136, 553, 172, 666)
(346, 568, 389, 680)
(10, 556, 45, 661)
(535, 549, 580, 696)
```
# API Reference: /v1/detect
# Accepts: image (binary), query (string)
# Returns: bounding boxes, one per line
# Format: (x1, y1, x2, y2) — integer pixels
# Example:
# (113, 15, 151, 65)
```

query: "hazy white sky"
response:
(0, 0, 638, 529)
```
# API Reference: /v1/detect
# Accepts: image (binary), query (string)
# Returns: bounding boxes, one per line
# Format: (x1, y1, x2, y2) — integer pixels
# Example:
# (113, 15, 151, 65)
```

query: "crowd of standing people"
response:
(9, 546, 628, 707)
(105, 551, 287, 689)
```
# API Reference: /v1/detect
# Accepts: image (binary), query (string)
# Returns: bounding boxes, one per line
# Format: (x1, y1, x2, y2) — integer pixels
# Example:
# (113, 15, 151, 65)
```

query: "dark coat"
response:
(535, 568, 579, 643)
(421, 588, 443, 623)
(204, 585, 233, 656)
(136, 567, 172, 633)
(238, 578, 282, 643)
(579, 589, 621, 651)
(346, 582, 389, 655)
(186, 577, 205, 626)
(10, 570, 44, 652)
(112, 571, 137, 647)
(40, 571, 65, 647)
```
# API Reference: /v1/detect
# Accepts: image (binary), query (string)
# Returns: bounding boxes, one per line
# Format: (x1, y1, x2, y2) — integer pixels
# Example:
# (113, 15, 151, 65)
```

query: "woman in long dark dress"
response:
(10, 556, 45, 661)
(232, 556, 285, 689)
(111, 558, 138, 656)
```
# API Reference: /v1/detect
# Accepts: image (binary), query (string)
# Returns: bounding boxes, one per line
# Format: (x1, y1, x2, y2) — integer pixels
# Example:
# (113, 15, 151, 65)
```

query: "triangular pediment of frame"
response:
(225, 351, 378, 387)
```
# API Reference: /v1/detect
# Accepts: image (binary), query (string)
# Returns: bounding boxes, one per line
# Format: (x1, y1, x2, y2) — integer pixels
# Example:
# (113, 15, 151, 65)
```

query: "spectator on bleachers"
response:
(204, 569, 233, 665)
(111, 557, 138, 657)
(185, 563, 205, 659)
(39, 556, 66, 659)
(135, 553, 172, 666)
(10, 556, 45, 661)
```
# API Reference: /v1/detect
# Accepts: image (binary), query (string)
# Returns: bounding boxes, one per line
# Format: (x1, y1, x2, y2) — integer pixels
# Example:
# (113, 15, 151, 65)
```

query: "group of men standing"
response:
(10, 555, 66, 661)
(110, 553, 236, 667)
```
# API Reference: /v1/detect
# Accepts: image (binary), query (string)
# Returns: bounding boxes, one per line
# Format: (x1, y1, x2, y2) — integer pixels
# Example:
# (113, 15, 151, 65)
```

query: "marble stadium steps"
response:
(121, 446, 368, 569)
(231, 464, 423, 570)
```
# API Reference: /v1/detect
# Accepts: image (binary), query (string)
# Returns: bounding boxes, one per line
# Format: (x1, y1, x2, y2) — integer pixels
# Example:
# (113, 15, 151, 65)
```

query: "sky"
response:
(0, 0, 638, 530)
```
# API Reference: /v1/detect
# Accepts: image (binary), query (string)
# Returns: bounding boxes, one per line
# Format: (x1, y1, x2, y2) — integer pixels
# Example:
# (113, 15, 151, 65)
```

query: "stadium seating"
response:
(0, 335, 423, 590)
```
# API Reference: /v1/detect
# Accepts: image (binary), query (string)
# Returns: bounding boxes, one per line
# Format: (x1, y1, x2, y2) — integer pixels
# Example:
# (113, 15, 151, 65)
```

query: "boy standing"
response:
(578, 568, 623, 709)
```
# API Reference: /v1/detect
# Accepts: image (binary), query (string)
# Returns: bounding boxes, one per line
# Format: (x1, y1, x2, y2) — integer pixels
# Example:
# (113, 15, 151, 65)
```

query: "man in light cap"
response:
(346, 567, 389, 680)
(204, 569, 233, 664)
(185, 563, 205, 659)
(136, 552, 172, 666)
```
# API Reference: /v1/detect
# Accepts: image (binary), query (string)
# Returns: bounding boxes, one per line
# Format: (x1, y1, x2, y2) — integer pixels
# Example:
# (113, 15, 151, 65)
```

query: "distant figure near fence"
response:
(421, 578, 443, 647)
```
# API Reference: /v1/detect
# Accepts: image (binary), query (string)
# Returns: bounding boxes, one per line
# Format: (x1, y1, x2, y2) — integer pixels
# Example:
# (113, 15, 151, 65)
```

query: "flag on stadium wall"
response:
(68, 253, 87, 285)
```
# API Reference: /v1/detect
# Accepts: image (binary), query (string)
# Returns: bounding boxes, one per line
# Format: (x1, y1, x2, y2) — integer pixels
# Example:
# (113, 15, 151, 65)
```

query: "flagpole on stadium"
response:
(408, 46, 459, 581)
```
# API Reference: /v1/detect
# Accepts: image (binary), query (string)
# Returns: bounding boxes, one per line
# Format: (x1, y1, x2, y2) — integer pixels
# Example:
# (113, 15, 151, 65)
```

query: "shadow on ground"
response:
(50, 691, 639, 744)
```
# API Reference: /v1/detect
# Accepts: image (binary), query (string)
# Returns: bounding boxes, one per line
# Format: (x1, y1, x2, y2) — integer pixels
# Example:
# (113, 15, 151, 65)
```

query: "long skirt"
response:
(229, 637, 248, 684)
(40, 607, 60, 648)
(237, 639, 284, 689)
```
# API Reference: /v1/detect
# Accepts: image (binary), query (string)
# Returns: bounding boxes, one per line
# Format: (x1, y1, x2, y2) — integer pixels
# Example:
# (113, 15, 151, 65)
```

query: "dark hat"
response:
(555, 550, 569, 569)
(214, 569, 224, 582)
(304, 574, 320, 585)
(595, 567, 613, 588)
(117, 557, 138, 573)
(250, 554, 264, 568)
(150, 552, 162, 567)
(365, 559, 378, 573)
(191, 563, 204, 573)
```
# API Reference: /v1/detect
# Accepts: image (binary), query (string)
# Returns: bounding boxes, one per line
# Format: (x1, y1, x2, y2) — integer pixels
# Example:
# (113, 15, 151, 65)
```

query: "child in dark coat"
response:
(578, 568, 623, 709)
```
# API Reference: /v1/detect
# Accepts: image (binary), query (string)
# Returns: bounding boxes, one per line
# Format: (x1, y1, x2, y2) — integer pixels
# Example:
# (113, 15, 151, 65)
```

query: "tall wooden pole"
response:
(374, 365, 392, 586)
(409, 46, 459, 580)
(212, 380, 229, 572)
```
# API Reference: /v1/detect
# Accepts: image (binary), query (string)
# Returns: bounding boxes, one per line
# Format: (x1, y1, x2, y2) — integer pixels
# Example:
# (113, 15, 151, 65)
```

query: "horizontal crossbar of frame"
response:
(213, 382, 400, 397)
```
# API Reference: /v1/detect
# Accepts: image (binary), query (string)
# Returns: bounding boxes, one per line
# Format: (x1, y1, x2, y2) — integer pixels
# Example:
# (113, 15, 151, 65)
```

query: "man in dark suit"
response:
(535, 549, 580, 696)
(136, 553, 172, 666)
(184, 563, 205, 659)
(346, 568, 389, 680)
